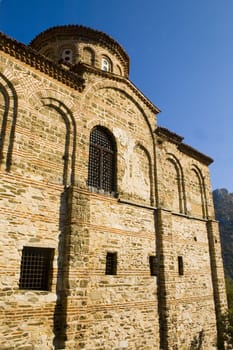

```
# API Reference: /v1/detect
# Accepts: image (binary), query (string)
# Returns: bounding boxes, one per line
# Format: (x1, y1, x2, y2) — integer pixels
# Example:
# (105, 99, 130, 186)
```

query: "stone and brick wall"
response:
(155, 132, 227, 349)
(0, 26, 227, 350)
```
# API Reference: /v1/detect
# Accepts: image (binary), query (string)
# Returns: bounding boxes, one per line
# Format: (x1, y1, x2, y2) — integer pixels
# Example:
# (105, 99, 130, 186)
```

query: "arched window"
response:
(61, 48, 73, 63)
(101, 57, 112, 72)
(87, 126, 116, 192)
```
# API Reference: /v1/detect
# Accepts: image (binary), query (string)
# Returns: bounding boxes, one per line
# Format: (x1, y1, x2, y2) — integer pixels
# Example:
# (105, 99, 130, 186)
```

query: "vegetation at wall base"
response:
(213, 189, 233, 280)
(213, 189, 233, 348)
(218, 279, 233, 349)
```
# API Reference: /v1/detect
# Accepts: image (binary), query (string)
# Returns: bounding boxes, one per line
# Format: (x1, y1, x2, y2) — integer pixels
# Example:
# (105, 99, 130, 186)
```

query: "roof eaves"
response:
(0, 31, 85, 91)
(73, 62, 160, 114)
(155, 126, 213, 165)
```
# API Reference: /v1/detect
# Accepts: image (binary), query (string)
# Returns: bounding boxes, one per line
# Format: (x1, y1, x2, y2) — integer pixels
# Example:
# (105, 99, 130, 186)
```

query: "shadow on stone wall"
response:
(155, 208, 169, 350)
(48, 100, 77, 349)
(0, 72, 18, 171)
(190, 329, 205, 350)
(53, 187, 72, 349)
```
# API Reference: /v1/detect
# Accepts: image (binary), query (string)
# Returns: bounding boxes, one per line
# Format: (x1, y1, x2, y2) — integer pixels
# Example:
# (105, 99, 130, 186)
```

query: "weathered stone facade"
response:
(0, 25, 227, 350)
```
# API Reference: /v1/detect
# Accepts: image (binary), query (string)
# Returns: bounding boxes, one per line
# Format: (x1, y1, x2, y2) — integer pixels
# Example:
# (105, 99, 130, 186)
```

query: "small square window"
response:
(19, 247, 54, 291)
(149, 255, 157, 276)
(178, 256, 184, 276)
(105, 252, 117, 275)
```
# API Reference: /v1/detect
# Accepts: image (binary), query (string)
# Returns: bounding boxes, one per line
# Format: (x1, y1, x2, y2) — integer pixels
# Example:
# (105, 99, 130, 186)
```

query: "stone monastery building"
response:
(0, 25, 227, 350)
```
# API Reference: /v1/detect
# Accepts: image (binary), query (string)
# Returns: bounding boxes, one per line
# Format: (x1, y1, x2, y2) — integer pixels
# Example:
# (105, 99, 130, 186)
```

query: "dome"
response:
(30, 25, 130, 77)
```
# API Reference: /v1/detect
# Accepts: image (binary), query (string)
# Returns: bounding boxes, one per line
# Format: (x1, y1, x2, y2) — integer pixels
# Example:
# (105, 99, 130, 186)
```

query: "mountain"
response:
(213, 188, 233, 280)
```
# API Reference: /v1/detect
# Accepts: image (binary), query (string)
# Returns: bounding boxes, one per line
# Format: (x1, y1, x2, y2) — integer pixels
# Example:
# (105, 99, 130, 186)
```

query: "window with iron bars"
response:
(19, 247, 54, 291)
(87, 126, 116, 192)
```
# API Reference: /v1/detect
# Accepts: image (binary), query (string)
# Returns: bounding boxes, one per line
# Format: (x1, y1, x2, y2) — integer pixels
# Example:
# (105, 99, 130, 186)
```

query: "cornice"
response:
(178, 143, 213, 165)
(29, 25, 130, 76)
(72, 62, 160, 114)
(0, 32, 85, 91)
(155, 126, 213, 165)
(155, 126, 184, 144)
(0, 31, 159, 114)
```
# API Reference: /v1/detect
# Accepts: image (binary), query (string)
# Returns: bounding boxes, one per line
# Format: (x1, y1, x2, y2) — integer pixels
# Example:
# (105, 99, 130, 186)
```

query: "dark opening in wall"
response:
(178, 256, 184, 276)
(149, 255, 157, 276)
(87, 126, 116, 193)
(19, 247, 54, 291)
(105, 252, 117, 275)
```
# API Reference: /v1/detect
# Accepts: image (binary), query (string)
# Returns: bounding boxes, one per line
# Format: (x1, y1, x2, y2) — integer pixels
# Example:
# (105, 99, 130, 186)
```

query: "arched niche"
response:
(40, 97, 76, 187)
(165, 154, 186, 214)
(83, 47, 95, 66)
(190, 165, 207, 218)
(23, 95, 76, 187)
(116, 65, 122, 76)
(126, 143, 152, 205)
(0, 72, 18, 171)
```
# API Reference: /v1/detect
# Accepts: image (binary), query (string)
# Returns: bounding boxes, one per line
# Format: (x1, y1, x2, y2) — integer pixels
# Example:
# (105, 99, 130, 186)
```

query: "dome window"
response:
(61, 49, 73, 63)
(101, 57, 112, 72)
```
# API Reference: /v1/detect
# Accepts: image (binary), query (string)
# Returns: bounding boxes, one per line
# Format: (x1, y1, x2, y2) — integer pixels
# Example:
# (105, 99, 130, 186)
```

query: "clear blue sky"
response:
(1, 0, 233, 191)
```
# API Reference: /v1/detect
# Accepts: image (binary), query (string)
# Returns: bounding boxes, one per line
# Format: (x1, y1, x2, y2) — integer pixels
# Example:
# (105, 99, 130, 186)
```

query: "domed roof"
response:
(30, 25, 129, 76)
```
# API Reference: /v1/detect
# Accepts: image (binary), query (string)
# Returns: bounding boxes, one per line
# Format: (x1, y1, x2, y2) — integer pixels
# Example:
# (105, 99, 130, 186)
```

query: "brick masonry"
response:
(0, 26, 227, 349)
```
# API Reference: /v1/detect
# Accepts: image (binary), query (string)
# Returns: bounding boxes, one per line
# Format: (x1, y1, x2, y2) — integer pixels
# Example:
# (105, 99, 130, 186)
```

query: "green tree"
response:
(219, 278, 233, 349)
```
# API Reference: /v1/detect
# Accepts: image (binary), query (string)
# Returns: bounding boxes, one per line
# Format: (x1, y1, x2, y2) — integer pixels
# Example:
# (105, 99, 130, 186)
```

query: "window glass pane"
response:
(102, 58, 111, 71)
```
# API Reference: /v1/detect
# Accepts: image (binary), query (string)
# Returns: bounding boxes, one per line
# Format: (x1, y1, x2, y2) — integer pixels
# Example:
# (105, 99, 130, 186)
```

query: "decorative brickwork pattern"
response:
(0, 26, 227, 350)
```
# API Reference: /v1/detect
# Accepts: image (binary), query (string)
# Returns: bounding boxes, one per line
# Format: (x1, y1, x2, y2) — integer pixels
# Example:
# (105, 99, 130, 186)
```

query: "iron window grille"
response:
(88, 127, 116, 192)
(149, 255, 157, 276)
(105, 252, 117, 275)
(19, 247, 54, 291)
